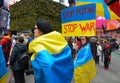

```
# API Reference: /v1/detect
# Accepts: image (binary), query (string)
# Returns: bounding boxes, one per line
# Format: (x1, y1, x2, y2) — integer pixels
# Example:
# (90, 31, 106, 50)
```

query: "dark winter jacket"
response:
(10, 43, 27, 70)
(104, 44, 111, 58)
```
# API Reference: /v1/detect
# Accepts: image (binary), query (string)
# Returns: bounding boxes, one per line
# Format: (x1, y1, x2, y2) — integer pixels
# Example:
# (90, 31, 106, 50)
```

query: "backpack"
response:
(18, 51, 29, 68)
(4, 40, 12, 50)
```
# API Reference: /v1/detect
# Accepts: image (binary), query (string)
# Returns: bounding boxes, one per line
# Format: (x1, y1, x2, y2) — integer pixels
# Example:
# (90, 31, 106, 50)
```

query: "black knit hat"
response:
(36, 18, 53, 34)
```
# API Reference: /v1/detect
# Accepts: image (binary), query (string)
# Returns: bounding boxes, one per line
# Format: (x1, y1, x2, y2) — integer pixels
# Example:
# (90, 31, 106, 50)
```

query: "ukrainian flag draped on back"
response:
(0, 45, 8, 83)
(77, 0, 120, 20)
(74, 43, 96, 83)
(29, 31, 74, 83)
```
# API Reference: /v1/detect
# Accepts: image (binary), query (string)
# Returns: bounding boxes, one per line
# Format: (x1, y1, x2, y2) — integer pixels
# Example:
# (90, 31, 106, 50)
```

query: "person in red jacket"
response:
(0, 33, 12, 67)
(103, 39, 111, 70)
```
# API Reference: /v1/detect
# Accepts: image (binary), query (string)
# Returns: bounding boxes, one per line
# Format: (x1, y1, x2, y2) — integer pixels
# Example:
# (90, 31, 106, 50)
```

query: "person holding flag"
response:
(74, 36, 96, 83)
(0, 45, 8, 83)
(28, 18, 74, 83)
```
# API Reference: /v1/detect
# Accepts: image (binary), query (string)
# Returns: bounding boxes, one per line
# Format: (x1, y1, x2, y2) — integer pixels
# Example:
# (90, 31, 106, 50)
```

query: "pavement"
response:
(7, 68, 34, 83)
(7, 50, 120, 83)
(91, 50, 120, 83)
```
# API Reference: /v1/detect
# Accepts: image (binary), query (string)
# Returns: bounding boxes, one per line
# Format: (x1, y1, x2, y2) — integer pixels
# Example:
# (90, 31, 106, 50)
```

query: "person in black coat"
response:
(103, 40, 111, 70)
(10, 36, 27, 83)
(90, 41, 97, 64)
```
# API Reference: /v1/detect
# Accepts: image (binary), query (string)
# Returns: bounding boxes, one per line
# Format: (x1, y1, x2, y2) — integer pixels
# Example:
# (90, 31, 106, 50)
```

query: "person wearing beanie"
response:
(33, 18, 53, 38)
(28, 18, 74, 83)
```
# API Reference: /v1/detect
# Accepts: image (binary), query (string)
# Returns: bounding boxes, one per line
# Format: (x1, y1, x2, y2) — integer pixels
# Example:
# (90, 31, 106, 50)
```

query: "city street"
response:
(7, 51, 120, 83)
(91, 50, 120, 83)
(0, 0, 120, 83)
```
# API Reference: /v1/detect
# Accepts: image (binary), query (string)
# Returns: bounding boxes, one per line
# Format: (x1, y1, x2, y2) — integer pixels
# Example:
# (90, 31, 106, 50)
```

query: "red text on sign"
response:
(63, 10, 74, 20)
(63, 24, 77, 34)
(76, 7, 94, 16)
(79, 22, 95, 34)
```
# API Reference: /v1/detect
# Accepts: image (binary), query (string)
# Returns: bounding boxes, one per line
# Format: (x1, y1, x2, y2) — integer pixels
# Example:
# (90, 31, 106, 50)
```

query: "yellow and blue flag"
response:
(0, 45, 8, 83)
(77, 0, 120, 20)
(29, 31, 74, 83)
(74, 43, 96, 83)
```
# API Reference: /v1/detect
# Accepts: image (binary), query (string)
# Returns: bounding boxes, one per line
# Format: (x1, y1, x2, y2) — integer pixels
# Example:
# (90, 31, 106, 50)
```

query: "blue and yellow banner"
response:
(61, 4, 96, 36)
(0, 45, 8, 83)
(76, 0, 120, 20)
(74, 43, 96, 83)
(29, 31, 74, 83)
(61, 4, 96, 23)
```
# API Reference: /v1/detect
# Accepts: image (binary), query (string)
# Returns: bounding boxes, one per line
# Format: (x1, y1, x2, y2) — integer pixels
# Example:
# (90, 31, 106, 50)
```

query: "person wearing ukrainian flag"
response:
(0, 45, 8, 83)
(28, 18, 74, 83)
(74, 36, 96, 83)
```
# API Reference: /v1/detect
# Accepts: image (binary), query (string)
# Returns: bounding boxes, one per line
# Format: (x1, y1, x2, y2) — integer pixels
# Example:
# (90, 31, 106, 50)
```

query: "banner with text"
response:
(0, 9, 9, 29)
(61, 4, 96, 36)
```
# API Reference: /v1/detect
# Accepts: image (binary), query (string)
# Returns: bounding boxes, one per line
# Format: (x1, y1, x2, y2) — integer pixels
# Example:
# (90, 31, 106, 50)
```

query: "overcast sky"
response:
(9, 0, 69, 6)
(53, 0, 69, 6)
(15, 0, 69, 6)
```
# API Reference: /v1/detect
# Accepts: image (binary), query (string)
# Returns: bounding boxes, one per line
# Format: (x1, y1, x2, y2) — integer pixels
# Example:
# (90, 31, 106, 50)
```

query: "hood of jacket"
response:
(14, 43, 27, 52)
(4, 35, 11, 41)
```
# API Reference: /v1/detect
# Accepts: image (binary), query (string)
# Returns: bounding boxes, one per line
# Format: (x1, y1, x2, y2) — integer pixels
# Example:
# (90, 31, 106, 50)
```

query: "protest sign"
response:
(61, 4, 96, 36)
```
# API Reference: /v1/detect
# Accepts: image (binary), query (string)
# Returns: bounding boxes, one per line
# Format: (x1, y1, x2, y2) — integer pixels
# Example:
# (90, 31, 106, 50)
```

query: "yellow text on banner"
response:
(62, 20, 96, 36)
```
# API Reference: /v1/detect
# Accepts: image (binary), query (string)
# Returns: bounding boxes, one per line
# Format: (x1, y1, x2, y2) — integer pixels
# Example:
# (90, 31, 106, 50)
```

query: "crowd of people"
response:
(0, 18, 119, 83)
(66, 36, 120, 71)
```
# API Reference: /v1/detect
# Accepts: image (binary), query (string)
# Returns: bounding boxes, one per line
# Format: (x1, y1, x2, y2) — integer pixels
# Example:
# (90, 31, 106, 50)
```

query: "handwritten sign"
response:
(62, 20, 96, 36)
(61, 4, 96, 36)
